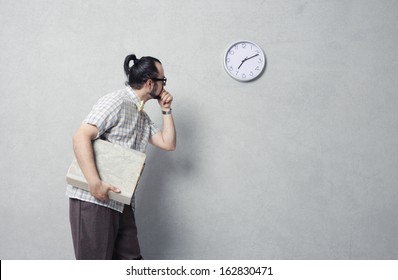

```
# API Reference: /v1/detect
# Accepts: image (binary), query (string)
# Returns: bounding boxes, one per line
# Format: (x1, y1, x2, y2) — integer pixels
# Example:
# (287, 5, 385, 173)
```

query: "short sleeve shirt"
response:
(66, 86, 160, 212)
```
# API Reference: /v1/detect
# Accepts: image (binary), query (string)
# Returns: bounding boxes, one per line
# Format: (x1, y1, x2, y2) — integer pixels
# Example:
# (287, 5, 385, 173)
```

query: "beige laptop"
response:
(66, 139, 146, 204)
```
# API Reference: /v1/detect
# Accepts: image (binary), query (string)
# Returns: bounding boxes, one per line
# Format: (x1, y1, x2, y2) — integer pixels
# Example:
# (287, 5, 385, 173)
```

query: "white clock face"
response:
(224, 41, 266, 82)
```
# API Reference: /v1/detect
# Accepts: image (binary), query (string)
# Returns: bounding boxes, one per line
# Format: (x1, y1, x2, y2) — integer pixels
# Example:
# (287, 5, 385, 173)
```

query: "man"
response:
(67, 54, 176, 259)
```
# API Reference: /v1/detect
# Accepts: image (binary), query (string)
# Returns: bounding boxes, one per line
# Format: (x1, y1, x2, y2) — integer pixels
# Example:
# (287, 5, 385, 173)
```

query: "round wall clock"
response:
(224, 40, 266, 82)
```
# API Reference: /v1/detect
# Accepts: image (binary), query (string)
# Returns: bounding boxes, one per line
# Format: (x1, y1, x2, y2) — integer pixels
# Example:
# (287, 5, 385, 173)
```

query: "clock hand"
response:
(238, 56, 248, 69)
(238, 54, 260, 69)
(245, 53, 259, 61)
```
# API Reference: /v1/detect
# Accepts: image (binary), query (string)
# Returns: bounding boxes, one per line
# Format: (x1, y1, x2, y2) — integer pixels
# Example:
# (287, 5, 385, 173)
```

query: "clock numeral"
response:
(258, 58, 263, 63)
(242, 43, 246, 48)
(242, 73, 246, 79)
(255, 66, 260, 71)
(229, 66, 233, 71)
(229, 50, 235, 55)
(235, 71, 239, 76)
(249, 71, 254, 76)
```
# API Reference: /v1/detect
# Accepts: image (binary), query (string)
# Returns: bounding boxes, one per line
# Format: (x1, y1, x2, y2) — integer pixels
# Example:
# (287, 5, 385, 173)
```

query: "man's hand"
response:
(88, 180, 121, 201)
(158, 89, 173, 110)
(73, 124, 121, 201)
(149, 88, 176, 151)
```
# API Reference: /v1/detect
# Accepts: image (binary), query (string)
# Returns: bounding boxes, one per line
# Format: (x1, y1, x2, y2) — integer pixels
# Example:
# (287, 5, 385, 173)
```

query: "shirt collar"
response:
(126, 86, 145, 111)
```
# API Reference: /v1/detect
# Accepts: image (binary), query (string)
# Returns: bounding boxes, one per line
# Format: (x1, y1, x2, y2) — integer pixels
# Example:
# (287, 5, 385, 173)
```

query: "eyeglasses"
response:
(152, 77, 167, 86)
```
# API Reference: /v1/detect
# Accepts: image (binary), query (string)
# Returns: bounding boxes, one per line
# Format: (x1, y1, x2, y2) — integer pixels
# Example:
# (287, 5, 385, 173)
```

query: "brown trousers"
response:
(69, 198, 142, 260)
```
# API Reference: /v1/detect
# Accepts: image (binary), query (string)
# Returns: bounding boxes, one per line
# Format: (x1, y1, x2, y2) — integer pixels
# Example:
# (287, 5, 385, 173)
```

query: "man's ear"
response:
(145, 79, 154, 90)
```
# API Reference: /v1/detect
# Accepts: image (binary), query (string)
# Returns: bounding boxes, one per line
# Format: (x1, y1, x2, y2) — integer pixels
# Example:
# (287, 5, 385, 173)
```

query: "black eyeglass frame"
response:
(152, 77, 167, 86)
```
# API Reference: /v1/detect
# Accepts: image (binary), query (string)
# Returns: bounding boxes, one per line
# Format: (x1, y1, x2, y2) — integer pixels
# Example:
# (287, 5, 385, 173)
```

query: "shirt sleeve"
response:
(83, 94, 121, 139)
(149, 120, 160, 137)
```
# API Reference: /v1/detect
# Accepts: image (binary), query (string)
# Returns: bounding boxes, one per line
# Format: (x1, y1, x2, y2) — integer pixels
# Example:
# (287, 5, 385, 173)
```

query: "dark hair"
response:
(124, 54, 161, 89)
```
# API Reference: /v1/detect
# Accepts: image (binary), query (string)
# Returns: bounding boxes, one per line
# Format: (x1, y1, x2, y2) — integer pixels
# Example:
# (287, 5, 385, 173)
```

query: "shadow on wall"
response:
(135, 111, 197, 259)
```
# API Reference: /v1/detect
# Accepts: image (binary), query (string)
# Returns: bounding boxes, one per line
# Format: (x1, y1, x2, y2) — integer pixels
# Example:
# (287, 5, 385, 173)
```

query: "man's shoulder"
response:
(102, 87, 128, 99)
(97, 88, 131, 105)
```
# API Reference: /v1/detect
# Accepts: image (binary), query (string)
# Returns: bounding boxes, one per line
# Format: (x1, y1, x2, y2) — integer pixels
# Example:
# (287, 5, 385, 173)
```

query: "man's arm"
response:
(72, 124, 120, 201)
(149, 90, 176, 151)
(149, 113, 176, 151)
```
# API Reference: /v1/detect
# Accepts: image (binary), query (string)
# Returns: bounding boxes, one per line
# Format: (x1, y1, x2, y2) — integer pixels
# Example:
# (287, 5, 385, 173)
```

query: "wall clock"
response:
(224, 40, 266, 82)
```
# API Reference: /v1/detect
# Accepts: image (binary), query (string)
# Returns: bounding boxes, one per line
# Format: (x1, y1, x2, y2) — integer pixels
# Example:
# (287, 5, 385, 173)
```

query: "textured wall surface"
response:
(1, 0, 397, 259)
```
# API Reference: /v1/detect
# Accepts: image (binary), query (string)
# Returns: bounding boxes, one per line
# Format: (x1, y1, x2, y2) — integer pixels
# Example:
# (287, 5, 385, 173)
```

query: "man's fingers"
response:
(94, 191, 109, 201)
(159, 91, 173, 106)
(97, 185, 120, 201)
(108, 185, 121, 193)
(90, 182, 120, 201)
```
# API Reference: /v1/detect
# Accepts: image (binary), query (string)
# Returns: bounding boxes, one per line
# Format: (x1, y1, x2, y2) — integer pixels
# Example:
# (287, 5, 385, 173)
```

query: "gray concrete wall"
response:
(1, 0, 397, 259)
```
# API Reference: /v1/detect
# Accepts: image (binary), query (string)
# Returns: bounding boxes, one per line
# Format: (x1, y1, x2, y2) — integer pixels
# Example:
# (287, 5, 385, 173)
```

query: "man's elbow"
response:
(72, 128, 85, 147)
(163, 141, 176, 151)
(165, 144, 176, 151)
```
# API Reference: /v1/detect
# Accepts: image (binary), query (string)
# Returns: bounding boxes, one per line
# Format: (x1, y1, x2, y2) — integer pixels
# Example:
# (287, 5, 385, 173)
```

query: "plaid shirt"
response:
(66, 86, 160, 212)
